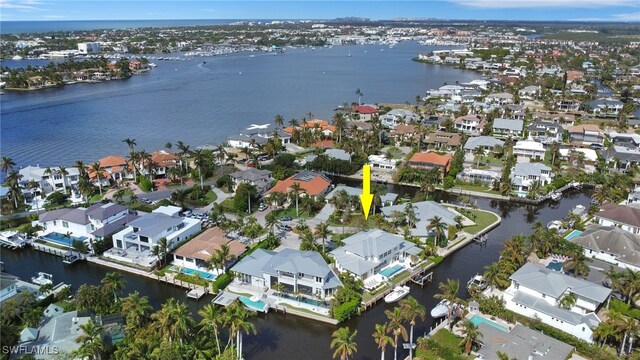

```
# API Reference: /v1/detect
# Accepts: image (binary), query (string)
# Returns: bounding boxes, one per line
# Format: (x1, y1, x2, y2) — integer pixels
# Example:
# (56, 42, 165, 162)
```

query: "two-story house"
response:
(351, 105, 379, 121)
(513, 140, 546, 160)
(596, 204, 640, 235)
(509, 163, 553, 195)
(463, 136, 504, 155)
(110, 206, 201, 260)
(608, 131, 640, 149)
(173, 227, 247, 276)
(492, 118, 524, 138)
(330, 230, 420, 280)
(229, 168, 273, 194)
(503, 263, 611, 343)
(380, 201, 472, 240)
(528, 121, 563, 144)
(455, 115, 486, 135)
(407, 152, 452, 175)
(588, 98, 624, 117)
(572, 225, 640, 272)
(423, 132, 462, 151)
(19, 165, 80, 197)
(568, 125, 605, 146)
(380, 109, 418, 129)
(96, 156, 134, 182)
(602, 146, 640, 172)
(231, 248, 342, 299)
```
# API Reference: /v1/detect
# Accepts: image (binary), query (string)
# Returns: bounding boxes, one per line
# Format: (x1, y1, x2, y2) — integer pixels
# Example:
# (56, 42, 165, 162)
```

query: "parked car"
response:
(141, 197, 152, 204)
(278, 224, 292, 231)
(258, 204, 268, 211)
(280, 215, 293, 222)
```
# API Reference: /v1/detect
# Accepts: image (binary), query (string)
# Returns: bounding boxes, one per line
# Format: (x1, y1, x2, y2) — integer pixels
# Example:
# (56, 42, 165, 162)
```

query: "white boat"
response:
(430, 299, 450, 318)
(467, 274, 488, 291)
(384, 286, 410, 303)
(550, 192, 561, 201)
(11, 55, 23, 60)
(31, 272, 53, 286)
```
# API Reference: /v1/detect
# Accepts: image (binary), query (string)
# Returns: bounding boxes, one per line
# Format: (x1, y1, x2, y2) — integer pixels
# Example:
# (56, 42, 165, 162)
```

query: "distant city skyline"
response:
(1, 0, 639, 22)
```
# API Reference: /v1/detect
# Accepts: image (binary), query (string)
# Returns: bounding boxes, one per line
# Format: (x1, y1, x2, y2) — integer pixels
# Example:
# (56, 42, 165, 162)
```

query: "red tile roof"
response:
(173, 227, 246, 261)
(99, 156, 128, 168)
(352, 105, 379, 114)
(267, 171, 331, 196)
(152, 151, 179, 167)
(408, 152, 452, 172)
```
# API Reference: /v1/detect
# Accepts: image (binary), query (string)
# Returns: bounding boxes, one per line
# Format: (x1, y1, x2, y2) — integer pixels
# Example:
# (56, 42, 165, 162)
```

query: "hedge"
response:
(212, 273, 232, 293)
(332, 299, 360, 322)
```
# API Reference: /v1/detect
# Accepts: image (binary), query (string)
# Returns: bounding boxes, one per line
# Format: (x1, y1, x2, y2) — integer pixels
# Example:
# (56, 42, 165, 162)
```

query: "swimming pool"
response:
(239, 296, 268, 312)
(470, 315, 509, 332)
(380, 264, 404, 278)
(564, 230, 583, 241)
(42, 232, 87, 247)
(181, 267, 216, 280)
(547, 261, 564, 272)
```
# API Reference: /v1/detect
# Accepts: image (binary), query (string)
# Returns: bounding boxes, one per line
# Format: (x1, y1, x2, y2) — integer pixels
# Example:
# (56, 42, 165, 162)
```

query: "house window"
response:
(176, 255, 184, 261)
(315, 277, 322, 283)
(53, 221, 57, 226)
(116, 239, 123, 248)
(62, 221, 69, 228)
(298, 272, 305, 278)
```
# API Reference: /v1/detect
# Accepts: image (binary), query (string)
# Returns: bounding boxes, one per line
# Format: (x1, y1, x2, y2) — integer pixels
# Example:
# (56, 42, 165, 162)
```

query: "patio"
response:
(103, 247, 157, 268)
(227, 280, 331, 316)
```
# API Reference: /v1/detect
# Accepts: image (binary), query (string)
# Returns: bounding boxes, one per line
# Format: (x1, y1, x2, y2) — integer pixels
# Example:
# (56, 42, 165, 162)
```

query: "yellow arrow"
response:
(360, 164, 373, 220)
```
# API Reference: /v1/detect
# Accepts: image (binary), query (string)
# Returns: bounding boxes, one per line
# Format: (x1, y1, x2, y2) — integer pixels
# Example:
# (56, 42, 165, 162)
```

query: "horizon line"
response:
(2, 18, 639, 23)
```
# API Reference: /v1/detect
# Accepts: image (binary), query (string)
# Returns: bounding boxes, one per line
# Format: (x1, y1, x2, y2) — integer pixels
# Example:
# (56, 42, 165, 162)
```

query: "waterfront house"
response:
(454, 115, 486, 135)
(351, 105, 379, 121)
(463, 136, 504, 155)
(509, 163, 553, 195)
(492, 118, 524, 138)
(601, 146, 640, 172)
(324, 148, 352, 161)
(96, 156, 134, 183)
(19, 309, 93, 358)
(18, 165, 80, 197)
(0, 273, 19, 303)
(380, 201, 473, 239)
(283, 118, 336, 138)
(230, 168, 273, 194)
(266, 171, 331, 200)
(407, 152, 452, 175)
(172, 227, 247, 276)
(368, 154, 399, 170)
(503, 262, 610, 343)
(568, 124, 604, 146)
(329, 229, 421, 280)
(595, 204, 640, 235)
(390, 124, 419, 144)
(588, 98, 624, 117)
(513, 140, 546, 160)
(527, 121, 563, 144)
(230, 248, 342, 299)
(456, 168, 500, 185)
(109, 206, 201, 266)
(36, 202, 138, 245)
(380, 109, 418, 129)
(608, 131, 640, 149)
(146, 150, 181, 179)
(572, 225, 640, 272)
(423, 131, 462, 151)
(476, 323, 574, 360)
(227, 124, 291, 149)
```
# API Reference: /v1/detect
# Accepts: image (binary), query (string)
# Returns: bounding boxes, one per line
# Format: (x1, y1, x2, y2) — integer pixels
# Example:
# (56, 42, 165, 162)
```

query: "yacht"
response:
(467, 274, 488, 291)
(31, 272, 53, 286)
(430, 299, 450, 318)
(11, 55, 23, 60)
(384, 286, 410, 303)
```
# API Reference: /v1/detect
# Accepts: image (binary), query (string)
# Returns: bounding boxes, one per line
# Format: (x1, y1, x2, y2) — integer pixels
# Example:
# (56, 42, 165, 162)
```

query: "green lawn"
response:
(461, 209, 500, 235)
(204, 190, 218, 203)
(415, 328, 472, 360)
(35, 239, 69, 250)
(390, 270, 412, 285)
(473, 155, 504, 166)
(451, 182, 501, 195)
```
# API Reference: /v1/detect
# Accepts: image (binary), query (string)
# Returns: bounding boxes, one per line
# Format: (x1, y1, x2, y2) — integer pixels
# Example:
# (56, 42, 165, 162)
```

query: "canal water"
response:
(0, 189, 592, 359)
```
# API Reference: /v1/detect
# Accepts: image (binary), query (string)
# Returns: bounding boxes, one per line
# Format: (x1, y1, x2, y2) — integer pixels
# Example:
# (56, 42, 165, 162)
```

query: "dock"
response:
(186, 288, 206, 300)
(472, 234, 488, 244)
(62, 251, 85, 265)
(362, 264, 433, 309)
(411, 271, 433, 286)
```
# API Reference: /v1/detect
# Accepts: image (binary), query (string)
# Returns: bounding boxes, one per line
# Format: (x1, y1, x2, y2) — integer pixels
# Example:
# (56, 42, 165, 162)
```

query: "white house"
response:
(231, 248, 342, 299)
(503, 263, 611, 343)
(380, 109, 418, 129)
(19, 165, 80, 197)
(513, 140, 546, 160)
(368, 154, 398, 170)
(492, 118, 524, 138)
(572, 225, 640, 272)
(510, 163, 553, 194)
(596, 204, 640, 235)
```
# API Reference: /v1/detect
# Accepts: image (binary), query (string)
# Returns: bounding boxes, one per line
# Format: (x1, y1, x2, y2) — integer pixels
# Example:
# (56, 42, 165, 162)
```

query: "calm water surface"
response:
(1, 42, 478, 168)
(0, 189, 592, 359)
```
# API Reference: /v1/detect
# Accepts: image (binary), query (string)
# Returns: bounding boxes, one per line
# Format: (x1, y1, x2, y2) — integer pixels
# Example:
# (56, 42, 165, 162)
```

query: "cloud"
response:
(451, 0, 639, 8)
(0, 0, 46, 11)
(613, 11, 640, 21)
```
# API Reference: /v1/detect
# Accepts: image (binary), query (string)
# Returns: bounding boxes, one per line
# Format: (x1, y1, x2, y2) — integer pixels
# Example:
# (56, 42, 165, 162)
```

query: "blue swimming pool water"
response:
(239, 296, 267, 311)
(547, 261, 564, 272)
(181, 267, 216, 280)
(470, 315, 509, 332)
(564, 230, 583, 241)
(42, 232, 87, 247)
(380, 264, 404, 278)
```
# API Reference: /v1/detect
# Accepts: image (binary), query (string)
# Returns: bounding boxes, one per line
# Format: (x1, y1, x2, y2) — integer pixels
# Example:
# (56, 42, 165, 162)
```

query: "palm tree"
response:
(385, 307, 408, 360)
(399, 296, 426, 360)
(616, 315, 638, 356)
(74, 319, 104, 360)
(331, 326, 358, 360)
(473, 146, 485, 167)
(91, 162, 104, 195)
(192, 149, 211, 189)
(151, 237, 169, 268)
(290, 182, 303, 217)
(122, 138, 138, 180)
(198, 303, 224, 354)
(1, 156, 16, 174)
(5, 170, 24, 209)
(314, 222, 332, 253)
(427, 216, 447, 247)
(274, 114, 284, 128)
(593, 321, 618, 348)
(355, 88, 363, 105)
(434, 279, 462, 324)
(225, 300, 257, 360)
(564, 249, 591, 278)
(483, 262, 510, 289)
(101, 272, 125, 302)
(120, 291, 152, 334)
(58, 165, 69, 193)
(459, 320, 483, 355)
(373, 322, 395, 360)
(558, 292, 577, 309)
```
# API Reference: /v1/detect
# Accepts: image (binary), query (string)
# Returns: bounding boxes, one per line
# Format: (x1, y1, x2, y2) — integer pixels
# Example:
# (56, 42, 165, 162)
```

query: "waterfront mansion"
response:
(106, 205, 200, 267)
(230, 248, 342, 299)
(503, 263, 611, 343)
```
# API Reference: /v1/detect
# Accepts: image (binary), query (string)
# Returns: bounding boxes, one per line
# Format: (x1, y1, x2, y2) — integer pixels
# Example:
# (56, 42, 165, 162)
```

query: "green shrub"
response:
(212, 273, 232, 293)
(139, 177, 153, 192)
(443, 176, 455, 189)
(46, 191, 68, 206)
(609, 299, 640, 320)
(331, 299, 360, 322)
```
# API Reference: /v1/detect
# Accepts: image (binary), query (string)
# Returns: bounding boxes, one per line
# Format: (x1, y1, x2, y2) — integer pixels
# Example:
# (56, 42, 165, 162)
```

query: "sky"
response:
(0, 0, 639, 22)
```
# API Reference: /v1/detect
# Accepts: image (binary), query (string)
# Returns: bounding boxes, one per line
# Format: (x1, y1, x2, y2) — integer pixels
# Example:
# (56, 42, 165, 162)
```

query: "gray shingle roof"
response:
(464, 136, 504, 150)
(512, 162, 551, 177)
(511, 291, 601, 328)
(477, 323, 574, 360)
(381, 201, 463, 237)
(127, 213, 183, 238)
(86, 202, 129, 221)
(509, 263, 611, 304)
(573, 225, 640, 267)
(493, 118, 524, 132)
(39, 208, 89, 225)
(230, 168, 272, 182)
(325, 185, 361, 200)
